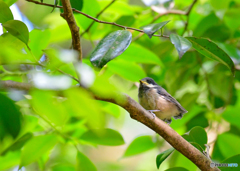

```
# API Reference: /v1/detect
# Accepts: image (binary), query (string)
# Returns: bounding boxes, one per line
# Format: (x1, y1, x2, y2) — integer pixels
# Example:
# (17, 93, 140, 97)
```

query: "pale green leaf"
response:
(123, 136, 156, 157)
(20, 134, 58, 167)
(76, 152, 97, 171)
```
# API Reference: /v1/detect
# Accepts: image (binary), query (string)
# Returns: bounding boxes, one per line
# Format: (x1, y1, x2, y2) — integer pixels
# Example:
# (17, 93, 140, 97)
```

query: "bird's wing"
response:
(156, 88, 188, 114)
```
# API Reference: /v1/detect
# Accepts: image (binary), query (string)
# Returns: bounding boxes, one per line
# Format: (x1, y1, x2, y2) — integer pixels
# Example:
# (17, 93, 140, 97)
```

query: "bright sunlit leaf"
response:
(2, 20, 29, 47)
(20, 134, 58, 167)
(0, 0, 13, 23)
(76, 152, 97, 171)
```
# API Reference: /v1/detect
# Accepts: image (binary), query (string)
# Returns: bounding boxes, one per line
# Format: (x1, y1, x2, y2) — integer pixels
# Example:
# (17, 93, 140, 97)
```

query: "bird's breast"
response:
(139, 88, 180, 120)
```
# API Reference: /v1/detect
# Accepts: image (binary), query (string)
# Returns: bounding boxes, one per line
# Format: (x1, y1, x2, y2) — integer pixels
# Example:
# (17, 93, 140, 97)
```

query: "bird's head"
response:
(139, 77, 158, 88)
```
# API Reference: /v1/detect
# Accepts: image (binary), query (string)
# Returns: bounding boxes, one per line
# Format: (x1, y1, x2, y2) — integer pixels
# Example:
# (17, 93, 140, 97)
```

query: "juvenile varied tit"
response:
(138, 77, 187, 124)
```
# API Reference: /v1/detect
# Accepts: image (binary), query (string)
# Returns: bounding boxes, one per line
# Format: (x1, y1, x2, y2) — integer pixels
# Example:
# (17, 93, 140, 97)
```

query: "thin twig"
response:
(80, 0, 116, 36)
(25, 0, 169, 38)
(182, 0, 198, 36)
(60, 0, 82, 61)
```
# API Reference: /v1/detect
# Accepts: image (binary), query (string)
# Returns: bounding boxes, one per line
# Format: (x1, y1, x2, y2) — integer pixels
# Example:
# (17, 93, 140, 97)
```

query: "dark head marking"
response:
(140, 77, 158, 85)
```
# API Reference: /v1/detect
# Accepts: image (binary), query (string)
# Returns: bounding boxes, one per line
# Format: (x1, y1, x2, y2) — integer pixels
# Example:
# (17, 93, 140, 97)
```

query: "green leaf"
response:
(119, 43, 164, 66)
(156, 148, 174, 169)
(0, 0, 13, 23)
(52, 165, 75, 171)
(64, 88, 105, 129)
(0, 151, 21, 170)
(165, 167, 189, 171)
(76, 152, 97, 171)
(170, 34, 192, 58)
(0, 93, 21, 139)
(3, 0, 17, 6)
(29, 29, 51, 59)
(107, 59, 146, 81)
(186, 37, 235, 75)
(20, 134, 58, 167)
(80, 128, 124, 146)
(140, 20, 170, 38)
(2, 20, 29, 46)
(90, 30, 132, 68)
(182, 126, 207, 151)
(221, 154, 240, 170)
(59, 0, 83, 13)
(1, 133, 33, 155)
(31, 90, 69, 126)
(216, 133, 240, 159)
(123, 135, 156, 157)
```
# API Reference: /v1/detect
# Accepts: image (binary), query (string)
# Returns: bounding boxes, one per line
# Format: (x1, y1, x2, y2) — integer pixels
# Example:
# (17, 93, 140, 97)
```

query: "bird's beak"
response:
(139, 80, 148, 85)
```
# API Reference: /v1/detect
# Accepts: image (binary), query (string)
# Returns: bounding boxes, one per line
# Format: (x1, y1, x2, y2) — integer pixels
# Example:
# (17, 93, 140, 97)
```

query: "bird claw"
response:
(147, 110, 160, 119)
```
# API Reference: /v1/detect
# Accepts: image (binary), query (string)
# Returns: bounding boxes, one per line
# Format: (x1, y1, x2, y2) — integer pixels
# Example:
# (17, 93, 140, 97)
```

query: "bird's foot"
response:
(147, 110, 160, 119)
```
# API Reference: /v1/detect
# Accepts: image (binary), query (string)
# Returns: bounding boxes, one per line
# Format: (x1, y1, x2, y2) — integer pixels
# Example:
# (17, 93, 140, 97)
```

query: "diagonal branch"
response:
(1, 80, 220, 171)
(25, 0, 169, 38)
(60, 0, 82, 61)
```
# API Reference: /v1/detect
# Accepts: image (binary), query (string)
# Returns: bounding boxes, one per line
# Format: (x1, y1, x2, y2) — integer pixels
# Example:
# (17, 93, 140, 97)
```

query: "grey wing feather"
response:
(156, 88, 188, 114)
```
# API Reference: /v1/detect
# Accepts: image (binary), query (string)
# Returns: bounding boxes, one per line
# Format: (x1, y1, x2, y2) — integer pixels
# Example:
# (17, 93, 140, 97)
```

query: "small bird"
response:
(138, 77, 187, 124)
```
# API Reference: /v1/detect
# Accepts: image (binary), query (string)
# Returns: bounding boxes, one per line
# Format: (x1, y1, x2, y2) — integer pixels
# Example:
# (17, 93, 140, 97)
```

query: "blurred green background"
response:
(0, 0, 240, 170)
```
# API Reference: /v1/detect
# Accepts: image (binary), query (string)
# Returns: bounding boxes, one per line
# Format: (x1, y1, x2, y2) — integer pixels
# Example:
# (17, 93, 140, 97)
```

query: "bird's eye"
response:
(147, 80, 153, 84)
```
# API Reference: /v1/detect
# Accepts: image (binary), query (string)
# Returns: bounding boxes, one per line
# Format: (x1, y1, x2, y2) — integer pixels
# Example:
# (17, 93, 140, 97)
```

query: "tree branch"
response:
(25, 0, 169, 38)
(1, 80, 219, 171)
(0, 80, 33, 91)
(60, 0, 82, 61)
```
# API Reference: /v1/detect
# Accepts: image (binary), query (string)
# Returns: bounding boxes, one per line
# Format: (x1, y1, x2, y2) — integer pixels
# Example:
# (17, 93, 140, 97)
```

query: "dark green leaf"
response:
(123, 135, 156, 157)
(20, 134, 58, 167)
(221, 154, 240, 170)
(2, 20, 29, 46)
(165, 167, 189, 171)
(80, 128, 125, 146)
(140, 20, 170, 38)
(1, 133, 33, 155)
(156, 148, 174, 169)
(182, 126, 207, 151)
(76, 152, 97, 171)
(0, 93, 21, 139)
(186, 37, 235, 75)
(193, 13, 219, 37)
(59, 0, 83, 13)
(170, 34, 192, 58)
(0, 0, 13, 23)
(90, 30, 132, 68)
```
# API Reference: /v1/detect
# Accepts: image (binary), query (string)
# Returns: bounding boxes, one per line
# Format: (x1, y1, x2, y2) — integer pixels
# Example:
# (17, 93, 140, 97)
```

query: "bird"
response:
(138, 77, 187, 124)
